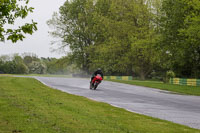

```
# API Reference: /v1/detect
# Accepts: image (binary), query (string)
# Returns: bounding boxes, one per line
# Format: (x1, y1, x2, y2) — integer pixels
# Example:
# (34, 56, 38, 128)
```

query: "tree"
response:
(13, 55, 29, 74)
(23, 54, 40, 66)
(0, 54, 29, 74)
(48, 0, 162, 79)
(48, 0, 97, 74)
(179, 0, 200, 78)
(22, 54, 46, 74)
(27, 61, 46, 74)
(0, 0, 37, 43)
(89, 0, 160, 79)
(0, 59, 4, 73)
(160, 0, 200, 78)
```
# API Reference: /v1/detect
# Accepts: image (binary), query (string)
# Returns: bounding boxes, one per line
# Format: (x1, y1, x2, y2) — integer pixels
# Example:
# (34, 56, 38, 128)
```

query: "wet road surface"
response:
(35, 77, 200, 129)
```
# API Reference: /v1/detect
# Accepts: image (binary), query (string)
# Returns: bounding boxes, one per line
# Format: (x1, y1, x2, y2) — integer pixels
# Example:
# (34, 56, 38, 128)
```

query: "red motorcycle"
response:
(90, 74, 103, 90)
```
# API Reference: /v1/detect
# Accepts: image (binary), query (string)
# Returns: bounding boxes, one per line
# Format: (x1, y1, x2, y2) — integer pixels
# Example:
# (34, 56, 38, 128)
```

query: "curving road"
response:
(35, 77, 200, 129)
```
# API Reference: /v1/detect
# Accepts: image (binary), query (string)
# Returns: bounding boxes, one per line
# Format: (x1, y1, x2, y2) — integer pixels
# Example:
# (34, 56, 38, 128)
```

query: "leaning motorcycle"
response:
(90, 74, 103, 90)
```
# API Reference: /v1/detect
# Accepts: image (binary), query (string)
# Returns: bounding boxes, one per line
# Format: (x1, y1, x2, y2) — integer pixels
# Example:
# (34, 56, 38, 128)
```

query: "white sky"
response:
(0, 0, 67, 58)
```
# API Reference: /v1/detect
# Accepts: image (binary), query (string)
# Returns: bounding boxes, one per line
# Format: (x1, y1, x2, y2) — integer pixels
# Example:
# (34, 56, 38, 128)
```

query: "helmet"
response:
(97, 68, 101, 71)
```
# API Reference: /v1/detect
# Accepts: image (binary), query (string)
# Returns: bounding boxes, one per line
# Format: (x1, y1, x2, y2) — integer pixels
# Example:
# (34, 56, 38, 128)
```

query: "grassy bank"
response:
(0, 77, 199, 133)
(106, 79, 200, 96)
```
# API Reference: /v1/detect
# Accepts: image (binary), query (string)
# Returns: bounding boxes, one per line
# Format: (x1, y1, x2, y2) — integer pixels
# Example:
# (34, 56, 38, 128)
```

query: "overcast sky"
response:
(0, 0, 67, 58)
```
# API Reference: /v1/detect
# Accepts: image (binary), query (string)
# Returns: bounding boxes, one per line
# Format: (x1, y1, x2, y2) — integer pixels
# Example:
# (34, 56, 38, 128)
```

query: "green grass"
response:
(106, 79, 200, 96)
(0, 77, 199, 133)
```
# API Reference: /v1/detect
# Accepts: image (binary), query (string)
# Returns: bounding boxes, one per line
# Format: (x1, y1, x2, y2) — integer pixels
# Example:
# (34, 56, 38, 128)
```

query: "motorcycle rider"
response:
(90, 68, 104, 85)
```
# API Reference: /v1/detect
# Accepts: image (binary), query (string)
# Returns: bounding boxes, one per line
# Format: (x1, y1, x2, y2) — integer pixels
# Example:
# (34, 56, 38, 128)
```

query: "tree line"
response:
(0, 53, 75, 75)
(47, 0, 200, 80)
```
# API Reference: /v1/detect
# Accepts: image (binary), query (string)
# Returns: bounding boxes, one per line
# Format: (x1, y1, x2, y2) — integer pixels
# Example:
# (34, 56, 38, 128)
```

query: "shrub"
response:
(164, 70, 175, 83)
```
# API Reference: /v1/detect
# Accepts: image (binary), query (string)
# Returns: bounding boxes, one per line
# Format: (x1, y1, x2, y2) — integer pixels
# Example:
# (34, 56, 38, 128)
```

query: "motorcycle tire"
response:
(94, 84, 98, 90)
(89, 83, 93, 89)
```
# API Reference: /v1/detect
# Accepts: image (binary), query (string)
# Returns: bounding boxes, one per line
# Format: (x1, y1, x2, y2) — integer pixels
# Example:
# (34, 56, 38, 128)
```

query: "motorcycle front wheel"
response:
(89, 82, 93, 89)
(94, 83, 99, 90)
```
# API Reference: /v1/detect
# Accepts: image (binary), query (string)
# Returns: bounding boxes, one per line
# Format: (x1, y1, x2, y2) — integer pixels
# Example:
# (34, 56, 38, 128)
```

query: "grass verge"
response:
(106, 79, 200, 96)
(0, 77, 199, 133)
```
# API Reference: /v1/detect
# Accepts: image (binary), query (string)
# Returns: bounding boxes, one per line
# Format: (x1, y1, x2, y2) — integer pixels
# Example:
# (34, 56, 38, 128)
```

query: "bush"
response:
(164, 70, 175, 83)
(15, 63, 29, 74)
(166, 70, 175, 78)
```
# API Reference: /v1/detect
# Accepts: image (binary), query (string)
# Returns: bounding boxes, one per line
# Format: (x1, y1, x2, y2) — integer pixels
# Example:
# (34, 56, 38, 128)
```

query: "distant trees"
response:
(13, 55, 29, 74)
(0, 55, 28, 74)
(22, 54, 45, 74)
(42, 57, 72, 74)
(0, 54, 72, 75)
(0, 0, 37, 42)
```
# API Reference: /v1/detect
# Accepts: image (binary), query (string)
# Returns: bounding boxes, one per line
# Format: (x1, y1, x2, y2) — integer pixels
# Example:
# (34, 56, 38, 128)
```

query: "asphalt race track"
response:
(35, 77, 200, 129)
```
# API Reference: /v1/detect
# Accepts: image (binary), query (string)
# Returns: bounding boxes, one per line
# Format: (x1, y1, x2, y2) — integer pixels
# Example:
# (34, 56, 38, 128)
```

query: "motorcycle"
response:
(90, 74, 103, 90)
